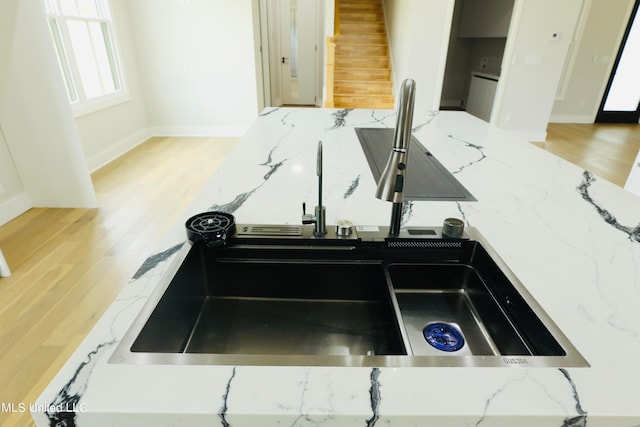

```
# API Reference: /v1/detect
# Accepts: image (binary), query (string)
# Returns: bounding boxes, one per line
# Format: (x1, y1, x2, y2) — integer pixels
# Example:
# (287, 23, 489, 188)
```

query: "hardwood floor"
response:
(539, 123, 640, 187)
(0, 123, 638, 425)
(0, 136, 236, 426)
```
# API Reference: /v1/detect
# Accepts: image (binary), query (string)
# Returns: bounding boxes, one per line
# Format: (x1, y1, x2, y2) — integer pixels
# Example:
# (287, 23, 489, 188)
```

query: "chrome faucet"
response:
(302, 141, 327, 236)
(375, 79, 416, 236)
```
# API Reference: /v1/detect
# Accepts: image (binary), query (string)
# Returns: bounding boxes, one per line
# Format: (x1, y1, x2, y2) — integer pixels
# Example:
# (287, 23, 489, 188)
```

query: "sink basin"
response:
(110, 225, 588, 368)
(131, 254, 405, 357)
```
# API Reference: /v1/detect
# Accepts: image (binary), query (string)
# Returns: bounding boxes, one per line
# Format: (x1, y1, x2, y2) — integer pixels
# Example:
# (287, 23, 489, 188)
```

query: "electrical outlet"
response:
(480, 57, 488, 71)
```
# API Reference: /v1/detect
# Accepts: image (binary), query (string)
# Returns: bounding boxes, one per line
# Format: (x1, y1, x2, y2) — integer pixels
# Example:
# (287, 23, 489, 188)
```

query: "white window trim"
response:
(72, 90, 131, 118)
(44, 0, 130, 117)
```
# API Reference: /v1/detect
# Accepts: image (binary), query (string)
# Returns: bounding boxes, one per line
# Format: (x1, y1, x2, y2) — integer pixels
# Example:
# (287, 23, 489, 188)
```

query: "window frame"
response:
(43, 0, 129, 117)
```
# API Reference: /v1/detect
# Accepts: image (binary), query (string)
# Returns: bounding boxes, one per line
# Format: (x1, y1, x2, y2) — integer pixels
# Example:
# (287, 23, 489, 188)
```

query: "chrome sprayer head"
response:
(375, 79, 416, 203)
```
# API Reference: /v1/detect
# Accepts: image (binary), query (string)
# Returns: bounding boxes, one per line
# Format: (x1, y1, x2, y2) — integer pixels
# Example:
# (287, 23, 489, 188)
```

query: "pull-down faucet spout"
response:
(375, 78, 416, 236)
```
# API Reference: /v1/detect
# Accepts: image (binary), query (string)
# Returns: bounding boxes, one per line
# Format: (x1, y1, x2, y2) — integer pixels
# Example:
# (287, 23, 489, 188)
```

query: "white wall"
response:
(0, 128, 22, 203)
(383, 0, 455, 111)
(0, 125, 29, 226)
(75, 0, 150, 172)
(0, 0, 263, 226)
(550, 0, 635, 123)
(0, 0, 29, 225)
(389, 0, 616, 135)
(492, 0, 584, 140)
(55, 0, 262, 171)
(0, 0, 96, 218)
(125, 0, 260, 136)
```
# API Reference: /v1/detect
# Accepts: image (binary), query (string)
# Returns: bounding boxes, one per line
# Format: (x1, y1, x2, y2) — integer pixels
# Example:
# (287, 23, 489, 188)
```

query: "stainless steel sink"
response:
(110, 225, 588, 368)
(131, 255, 405, 357)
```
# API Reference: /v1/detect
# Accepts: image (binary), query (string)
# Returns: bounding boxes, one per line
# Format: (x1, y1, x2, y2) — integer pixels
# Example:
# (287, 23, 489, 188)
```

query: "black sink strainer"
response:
(423, 322, 465, 352)
(185, 211, 236, 247)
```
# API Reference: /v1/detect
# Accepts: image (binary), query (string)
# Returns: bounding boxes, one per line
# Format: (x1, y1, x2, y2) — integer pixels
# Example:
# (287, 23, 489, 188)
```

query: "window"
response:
(43, 0, 126, 115)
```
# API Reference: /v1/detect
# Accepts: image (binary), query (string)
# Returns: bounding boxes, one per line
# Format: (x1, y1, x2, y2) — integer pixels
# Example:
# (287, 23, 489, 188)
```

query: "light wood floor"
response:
(0, 124, 638, 425)
(538, 122, 640, 187)
(0, 136, 237, 426)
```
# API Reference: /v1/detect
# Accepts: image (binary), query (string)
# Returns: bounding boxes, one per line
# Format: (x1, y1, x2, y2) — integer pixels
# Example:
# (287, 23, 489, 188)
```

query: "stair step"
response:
(337, 33, 387, 45)
(339, 11, 384, 22)
(332, 0, 391, 110)
(339, 5, 383, 14)
(335, 80, 392, 96)
(335, 55, 389, 69)
(336, 43, 387, 56)
(338, 0, 383, 9)
(335, 67, 390, 81)
(340, 21, 386, 34)
(334, 94, 395, 109)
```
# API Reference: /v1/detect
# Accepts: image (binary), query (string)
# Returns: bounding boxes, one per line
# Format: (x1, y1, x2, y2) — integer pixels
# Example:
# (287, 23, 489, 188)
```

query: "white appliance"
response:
(466, 72, 499, 122)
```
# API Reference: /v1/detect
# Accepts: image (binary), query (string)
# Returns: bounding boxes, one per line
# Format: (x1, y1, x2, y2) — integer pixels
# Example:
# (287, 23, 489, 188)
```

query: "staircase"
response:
(333, 0, 394, 109)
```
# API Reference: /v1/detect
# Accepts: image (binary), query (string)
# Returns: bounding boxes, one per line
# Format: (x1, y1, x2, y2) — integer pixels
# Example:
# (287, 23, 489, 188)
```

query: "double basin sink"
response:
(110, 224, 588, 368)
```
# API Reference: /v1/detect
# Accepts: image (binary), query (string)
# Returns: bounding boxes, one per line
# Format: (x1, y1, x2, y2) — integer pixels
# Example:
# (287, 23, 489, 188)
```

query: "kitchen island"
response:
(35, 108, 640, 426)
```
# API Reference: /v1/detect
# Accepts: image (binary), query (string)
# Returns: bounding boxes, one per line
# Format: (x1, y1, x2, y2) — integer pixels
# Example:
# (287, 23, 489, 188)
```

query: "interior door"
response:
(596, 0, 640, 123)
(278, 0, 317, 105)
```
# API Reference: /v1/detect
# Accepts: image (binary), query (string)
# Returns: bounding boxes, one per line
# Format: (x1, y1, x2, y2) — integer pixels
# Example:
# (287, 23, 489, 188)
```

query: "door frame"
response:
(595, 0, 640, 123)
(257, 0, 324, 107)
(489, 0, 521, 125)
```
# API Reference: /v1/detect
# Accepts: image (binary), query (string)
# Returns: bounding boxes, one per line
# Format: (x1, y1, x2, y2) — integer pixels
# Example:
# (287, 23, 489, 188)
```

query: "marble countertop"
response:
(35, 108, 640, 426)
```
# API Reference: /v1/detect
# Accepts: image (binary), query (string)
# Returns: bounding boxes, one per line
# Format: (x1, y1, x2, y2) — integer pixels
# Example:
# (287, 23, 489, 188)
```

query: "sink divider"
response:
(382, 264, 414, 356)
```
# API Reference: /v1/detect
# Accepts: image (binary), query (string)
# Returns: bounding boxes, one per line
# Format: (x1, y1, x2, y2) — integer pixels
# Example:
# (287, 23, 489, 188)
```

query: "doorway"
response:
(596, 0, 640, 123)
(261, 0, 323, 107)
(440, 0, 515, 122)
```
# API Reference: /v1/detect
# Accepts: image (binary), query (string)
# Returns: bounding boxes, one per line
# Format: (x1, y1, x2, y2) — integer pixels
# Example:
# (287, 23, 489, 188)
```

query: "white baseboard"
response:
(0, 248, 10, 277)
(0, 125, 247, 226)
(149, 126, 249, 138)
(0, 192, 32, 227)
(87, 125, 248, 174)
(549, 114, 594, 124)
(87, 128, 152, 173)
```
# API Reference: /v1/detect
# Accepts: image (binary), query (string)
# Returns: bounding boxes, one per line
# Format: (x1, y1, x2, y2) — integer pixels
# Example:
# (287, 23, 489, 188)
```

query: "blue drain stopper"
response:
(423, 322, 465, 352)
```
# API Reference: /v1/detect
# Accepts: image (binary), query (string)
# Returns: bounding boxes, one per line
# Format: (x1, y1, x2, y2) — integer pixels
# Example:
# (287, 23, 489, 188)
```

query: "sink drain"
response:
(423, 322, 465, 352)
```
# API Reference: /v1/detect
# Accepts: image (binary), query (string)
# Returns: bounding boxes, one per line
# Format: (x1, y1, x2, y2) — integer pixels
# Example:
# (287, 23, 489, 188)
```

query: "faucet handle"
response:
(302, 202, 314, 224)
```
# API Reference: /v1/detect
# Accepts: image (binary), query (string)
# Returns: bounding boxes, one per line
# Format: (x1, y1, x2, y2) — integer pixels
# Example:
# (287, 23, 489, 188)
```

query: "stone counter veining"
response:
(34, 108, 640, 426)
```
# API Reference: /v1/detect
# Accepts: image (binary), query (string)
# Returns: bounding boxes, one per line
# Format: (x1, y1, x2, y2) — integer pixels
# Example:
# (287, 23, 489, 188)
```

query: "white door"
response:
(278, 0, 318, 105)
